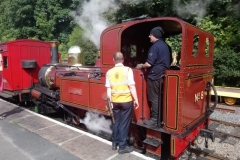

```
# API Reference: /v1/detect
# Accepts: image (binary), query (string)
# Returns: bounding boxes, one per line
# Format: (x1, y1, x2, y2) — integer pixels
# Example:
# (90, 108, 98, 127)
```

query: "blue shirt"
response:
(146, 39, 171, 80)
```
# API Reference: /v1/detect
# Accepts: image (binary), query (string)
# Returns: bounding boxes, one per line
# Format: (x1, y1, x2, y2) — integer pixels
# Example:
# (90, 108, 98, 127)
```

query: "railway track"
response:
(188, 148, 232, 160)
(215, 106, 235, 113)
(209, 121, 240, 140)
(210, 105, 240, 141)
(180, 103, 240, 160)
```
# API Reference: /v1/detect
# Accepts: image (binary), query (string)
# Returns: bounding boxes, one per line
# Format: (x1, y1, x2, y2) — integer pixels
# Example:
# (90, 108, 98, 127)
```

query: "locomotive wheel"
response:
(224, 97, 236, 105)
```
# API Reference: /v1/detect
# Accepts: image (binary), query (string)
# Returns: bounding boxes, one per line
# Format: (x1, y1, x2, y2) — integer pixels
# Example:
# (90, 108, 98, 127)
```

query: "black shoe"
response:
(118, 146, 134, 154)
(112, 143, 117, 150)
(144, 118, 157, 127)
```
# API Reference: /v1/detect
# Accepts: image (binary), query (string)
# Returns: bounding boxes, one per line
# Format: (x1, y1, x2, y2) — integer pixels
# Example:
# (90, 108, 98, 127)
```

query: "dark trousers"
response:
(147, 78, 160, 118)
(112, 101, 133, 149)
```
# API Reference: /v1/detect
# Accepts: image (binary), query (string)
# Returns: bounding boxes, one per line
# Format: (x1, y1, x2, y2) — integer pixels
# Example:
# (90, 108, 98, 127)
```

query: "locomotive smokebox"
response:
(68, 46, 82, 66)
(38, 41, 59, 89)
(50, 41, 59, 64)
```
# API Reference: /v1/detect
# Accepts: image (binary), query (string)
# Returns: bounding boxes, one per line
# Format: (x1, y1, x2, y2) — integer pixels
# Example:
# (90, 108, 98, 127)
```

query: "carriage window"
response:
(192, 34, 199, 57)
(3, 56, 8, 68)
(130, 45, 136, 58)
(205, 38, 210, 57)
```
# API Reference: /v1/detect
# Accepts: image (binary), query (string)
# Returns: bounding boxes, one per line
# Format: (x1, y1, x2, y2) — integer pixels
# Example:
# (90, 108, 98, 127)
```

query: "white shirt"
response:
(105, 63, 135, 88)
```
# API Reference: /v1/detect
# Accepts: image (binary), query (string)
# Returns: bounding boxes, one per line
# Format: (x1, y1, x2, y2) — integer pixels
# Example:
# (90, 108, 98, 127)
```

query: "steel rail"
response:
(189, 148, 232, 160)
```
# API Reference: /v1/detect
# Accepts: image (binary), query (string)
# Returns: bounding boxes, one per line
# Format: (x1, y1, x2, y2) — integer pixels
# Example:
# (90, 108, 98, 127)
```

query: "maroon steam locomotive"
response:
(0, 17, 218, 159)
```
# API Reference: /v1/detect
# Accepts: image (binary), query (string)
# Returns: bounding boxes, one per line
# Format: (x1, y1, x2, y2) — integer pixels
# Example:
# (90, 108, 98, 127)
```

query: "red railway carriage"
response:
(0, 39, 51, 101)
(0, 17, 218, 159)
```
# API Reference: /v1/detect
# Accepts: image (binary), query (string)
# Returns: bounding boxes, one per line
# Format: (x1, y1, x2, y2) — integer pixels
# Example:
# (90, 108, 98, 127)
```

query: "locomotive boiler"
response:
(0, 16, 218, 159)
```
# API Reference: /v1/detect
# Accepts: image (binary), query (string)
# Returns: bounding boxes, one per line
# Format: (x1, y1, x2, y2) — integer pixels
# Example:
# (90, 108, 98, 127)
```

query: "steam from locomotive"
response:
(72, 0, 217, 49)
(81, 112, 112, 134)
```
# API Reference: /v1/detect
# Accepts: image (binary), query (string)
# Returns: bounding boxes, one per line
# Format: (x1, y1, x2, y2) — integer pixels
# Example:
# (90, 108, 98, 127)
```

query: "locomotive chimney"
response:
(49, 41, 59, 64)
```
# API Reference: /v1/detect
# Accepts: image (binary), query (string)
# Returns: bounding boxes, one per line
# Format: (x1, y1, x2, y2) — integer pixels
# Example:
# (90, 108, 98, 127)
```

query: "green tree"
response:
(34, 0, 74, 41)
(197, 15, 240, 86)
(214, 48, 240, 87)
(197, 16, 240, 51)
(0, 0, 36, 41)
(114, 0, 175, 23)
(0, 0, 82, 41)
(34, 0, 83, 54)
(1, 0, 240, 87)
(207, 0, 240, 19)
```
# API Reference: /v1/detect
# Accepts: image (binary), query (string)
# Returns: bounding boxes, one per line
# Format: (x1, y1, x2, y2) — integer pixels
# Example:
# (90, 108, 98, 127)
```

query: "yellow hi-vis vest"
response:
(107, 66, 133, 103)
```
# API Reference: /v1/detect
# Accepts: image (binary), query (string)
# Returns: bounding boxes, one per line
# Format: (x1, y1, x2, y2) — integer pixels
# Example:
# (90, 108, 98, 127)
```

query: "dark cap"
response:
(150, 26, 164, 39)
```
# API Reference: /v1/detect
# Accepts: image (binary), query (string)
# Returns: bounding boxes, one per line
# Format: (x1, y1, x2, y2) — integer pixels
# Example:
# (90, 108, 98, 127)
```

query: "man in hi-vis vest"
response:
(105, 52, 139, 154)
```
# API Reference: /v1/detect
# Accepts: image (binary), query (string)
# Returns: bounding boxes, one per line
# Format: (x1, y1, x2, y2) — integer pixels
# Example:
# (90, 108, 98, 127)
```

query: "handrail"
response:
(208, 82, 218, 113)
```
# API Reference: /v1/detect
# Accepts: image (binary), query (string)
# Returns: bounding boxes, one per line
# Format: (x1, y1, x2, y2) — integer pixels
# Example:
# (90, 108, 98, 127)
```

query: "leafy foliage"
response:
(0, 0, 81, 41)
(207, 0, 240, 19)
(0, 0, 240, 87)
(214, 48, 240, 87)
(196, 15, 240, 86)
(197, 16, 240, 51)
(114, 0, 175, 23)
(0, 0, 35, 41)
